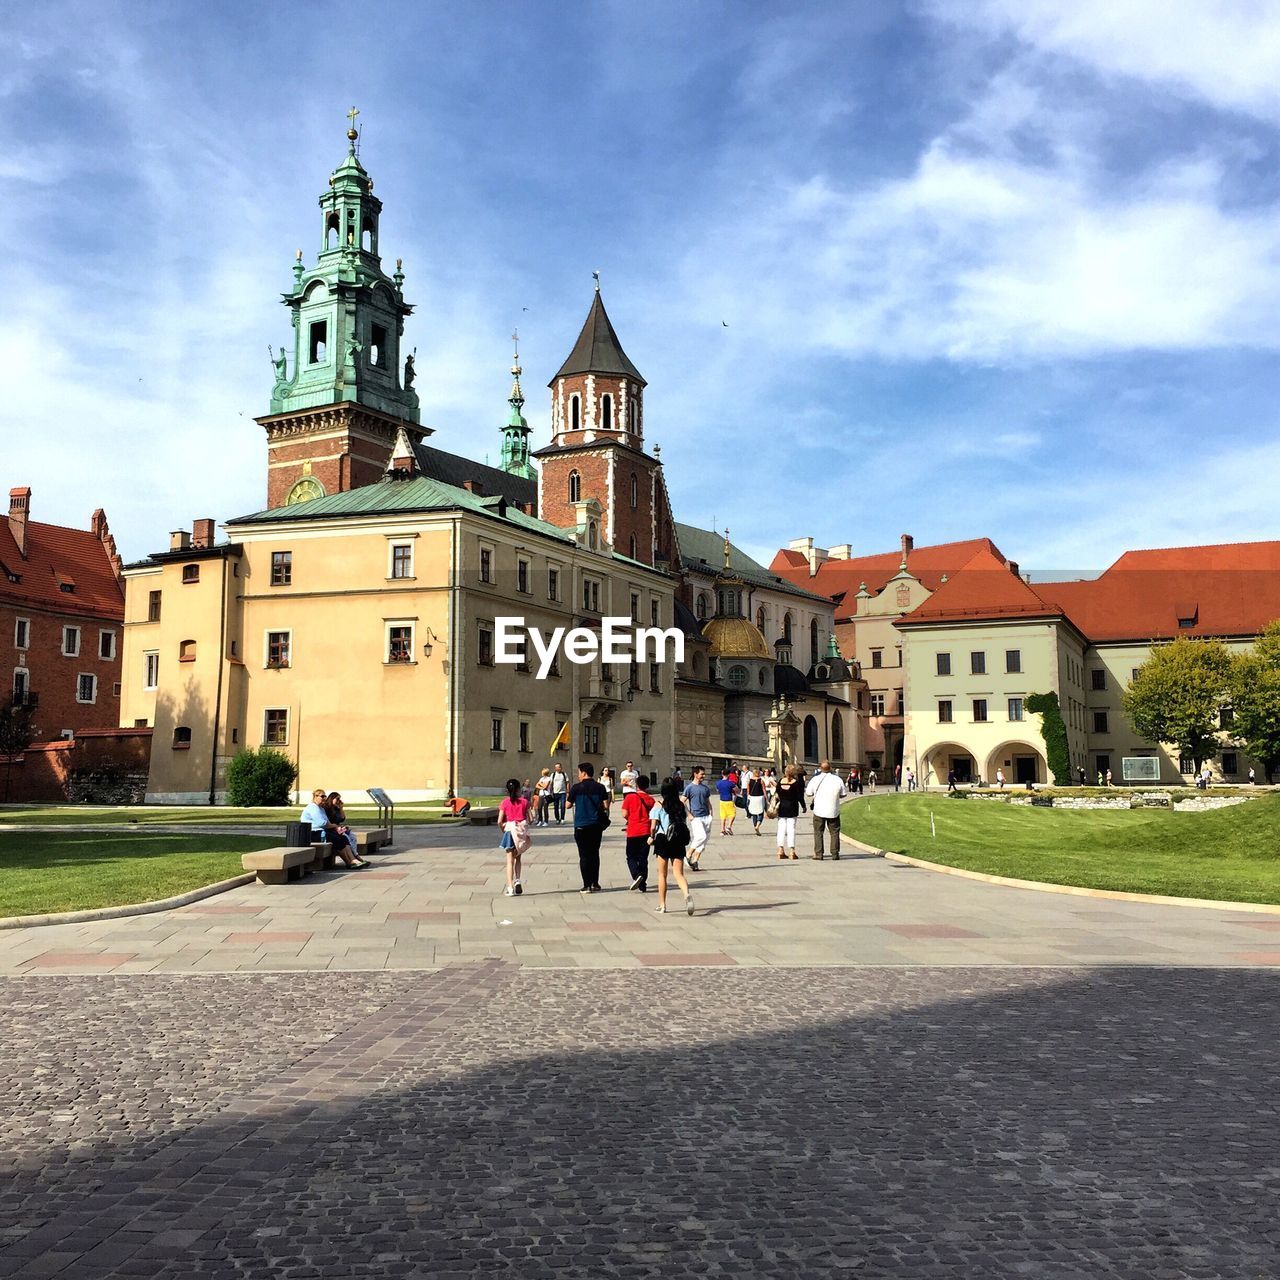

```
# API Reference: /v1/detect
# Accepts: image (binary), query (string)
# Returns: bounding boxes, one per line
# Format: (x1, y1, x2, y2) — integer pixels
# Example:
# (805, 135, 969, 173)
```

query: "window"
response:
(630, 592, 640, 622)
(1222, 752, 1238, 775)
(271, 551, 292, 586)
(582, 724, 601, 754)
(783, 613, 793, 643)
(230, 640, 238, 657)
(1006, 649, 1022, 674)
(517, 558, 530, 594)
(144, 652, 159, 690)
(491, 717, 505, 751)
(570, 396, 581, 433)
(1008, 697, 1024, 722)
(1091, 669, 1106, 691)
(179, 639, 197, 663)
(62, 626, 80, 657)
(582, 577, 601, 613)
(601, 393, 613, 430)
(726, 664, 749, 688)
(938, 700, 953, 723)
(148, 590, 162, 622)
(518, 720, 531, 753)
(973, 698, 988, 723)
(970, 651, 986, 675)
(548, 567, 560, 601)
(629, 534, 637, 560)
(172, 726, 192, 750)
(629, 660, 640, 691)
(266, 631, 291, 668)
(936, 652, 951, 676)
(182, 564, 200, 584)
(649, 662, 660, 694)
(1179, 754, 1195, 774)
(370, 323, 387, 367)
(264, 709, 289, 746)
(99, 630, 116, 660)
(870, 693, 886, 716)
(630, 472, 638, 508)
(387, 624, 414, 664)
(478, 622, 494, 666)
(309, 320, 327, 363)
(568, 470, 581, 503)
(547, 651, 561, 678)
(651, 599, 660, 626)
(391, 543, 414, 580)
(76, 673, 97, 704)
(1131, 668, 1142, 682)
(641, 725, 652, 757)
(14, 618, 29, 649)
(871, 649, 883, 669)
(1219, 706, 1235, 729)
(479, 546, 493, 583)
(810, 619, 819, 666)
(231, 728, 239, 744)
(1092, 710, 1109, 734)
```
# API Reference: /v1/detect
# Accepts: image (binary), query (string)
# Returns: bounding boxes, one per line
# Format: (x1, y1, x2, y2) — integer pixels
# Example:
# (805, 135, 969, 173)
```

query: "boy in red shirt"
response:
(621, 778, 656, 891)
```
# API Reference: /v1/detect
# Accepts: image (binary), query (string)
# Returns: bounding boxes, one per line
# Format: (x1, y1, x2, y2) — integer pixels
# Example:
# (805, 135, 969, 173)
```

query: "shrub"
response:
(225, 747, 298, 806)
(1026, 691, 1072, 785)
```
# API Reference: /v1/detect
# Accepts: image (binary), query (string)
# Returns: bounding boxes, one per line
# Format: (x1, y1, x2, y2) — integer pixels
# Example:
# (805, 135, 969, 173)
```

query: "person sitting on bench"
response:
(300, 788, 367, 868)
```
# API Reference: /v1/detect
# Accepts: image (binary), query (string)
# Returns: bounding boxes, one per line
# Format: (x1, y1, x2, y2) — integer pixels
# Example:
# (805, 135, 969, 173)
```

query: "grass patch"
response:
(0, 804, 453, 828)
(0, 831, 278, 917)
(841, 793, 1280, 905)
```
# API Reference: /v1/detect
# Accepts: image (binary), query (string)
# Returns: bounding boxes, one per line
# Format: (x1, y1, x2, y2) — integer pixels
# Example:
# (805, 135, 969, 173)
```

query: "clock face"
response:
(286, 477, 325, 505)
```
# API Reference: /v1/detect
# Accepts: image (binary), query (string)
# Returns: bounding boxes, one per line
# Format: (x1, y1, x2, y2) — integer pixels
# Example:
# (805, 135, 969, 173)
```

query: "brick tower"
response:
(534, 284, 677, 567)
(256, 112, 427, 509)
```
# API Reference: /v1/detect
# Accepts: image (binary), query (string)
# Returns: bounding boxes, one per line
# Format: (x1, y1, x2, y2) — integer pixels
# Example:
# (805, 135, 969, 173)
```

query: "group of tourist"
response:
(299, 788, 371, 869)
(495, 758, 856, 905)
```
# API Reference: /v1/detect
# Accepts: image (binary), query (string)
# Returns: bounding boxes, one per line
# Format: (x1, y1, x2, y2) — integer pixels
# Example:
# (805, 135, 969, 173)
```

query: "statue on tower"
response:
(403, 348, 417, 389)
(269, 345, 288, 385)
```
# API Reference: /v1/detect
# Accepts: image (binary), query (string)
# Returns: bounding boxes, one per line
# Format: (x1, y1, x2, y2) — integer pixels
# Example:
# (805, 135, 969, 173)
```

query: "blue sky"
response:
(7, 0, 1280, 572)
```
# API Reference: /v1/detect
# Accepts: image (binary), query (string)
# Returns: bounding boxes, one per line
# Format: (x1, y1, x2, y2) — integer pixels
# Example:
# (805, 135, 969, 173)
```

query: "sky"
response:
(7, 0, 1280, 574)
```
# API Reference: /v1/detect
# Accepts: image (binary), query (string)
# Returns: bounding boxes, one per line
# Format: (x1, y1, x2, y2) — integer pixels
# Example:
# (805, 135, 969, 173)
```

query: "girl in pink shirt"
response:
(498, 777, 532, 897)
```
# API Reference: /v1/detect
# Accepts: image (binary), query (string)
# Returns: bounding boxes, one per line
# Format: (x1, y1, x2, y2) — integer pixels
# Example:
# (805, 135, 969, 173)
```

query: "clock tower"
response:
(257, 113, 428, 509)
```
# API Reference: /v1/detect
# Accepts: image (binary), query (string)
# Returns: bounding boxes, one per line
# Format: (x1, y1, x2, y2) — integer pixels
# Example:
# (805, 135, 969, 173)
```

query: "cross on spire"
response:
(347, 105, 360, 131)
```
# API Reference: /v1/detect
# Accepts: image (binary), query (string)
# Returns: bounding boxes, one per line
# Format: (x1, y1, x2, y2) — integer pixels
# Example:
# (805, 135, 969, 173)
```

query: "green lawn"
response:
(0, 832, 278, 918)
(841, 793, 1280, 904)
(0, 804, 454, 828)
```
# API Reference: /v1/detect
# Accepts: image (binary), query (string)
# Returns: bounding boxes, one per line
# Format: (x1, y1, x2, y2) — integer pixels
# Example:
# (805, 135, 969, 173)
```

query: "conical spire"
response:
(551, 288, 646, 385)
(500, 331, 534, 479)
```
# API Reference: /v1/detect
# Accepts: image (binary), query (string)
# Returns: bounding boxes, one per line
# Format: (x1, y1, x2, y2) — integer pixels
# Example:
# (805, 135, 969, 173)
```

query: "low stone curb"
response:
(843, 835, 1280, 915)
(0, 873, 256, 931)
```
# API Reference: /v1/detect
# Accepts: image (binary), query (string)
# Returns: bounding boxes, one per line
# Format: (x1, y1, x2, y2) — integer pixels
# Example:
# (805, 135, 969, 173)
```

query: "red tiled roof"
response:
(769, 537, 1006, 610)
(0, 520, 124, 620)
(896, 548, 1062, 627)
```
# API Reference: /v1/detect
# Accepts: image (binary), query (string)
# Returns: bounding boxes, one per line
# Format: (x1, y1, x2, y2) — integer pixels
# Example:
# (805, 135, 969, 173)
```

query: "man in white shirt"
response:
(620, 761, 639, 794)
(550, 763, 568, 822)
(804, 760, 847, 860)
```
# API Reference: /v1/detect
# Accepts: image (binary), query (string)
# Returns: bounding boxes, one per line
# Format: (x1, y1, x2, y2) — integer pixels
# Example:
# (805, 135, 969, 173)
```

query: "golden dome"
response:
(702, 616, 771, 660)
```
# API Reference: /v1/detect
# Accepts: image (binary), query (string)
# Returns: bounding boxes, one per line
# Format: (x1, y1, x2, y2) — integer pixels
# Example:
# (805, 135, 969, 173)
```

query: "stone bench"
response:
(352, 827, 390, 855)
(242, 842, 341, 885)
(467, 806, 500, 826)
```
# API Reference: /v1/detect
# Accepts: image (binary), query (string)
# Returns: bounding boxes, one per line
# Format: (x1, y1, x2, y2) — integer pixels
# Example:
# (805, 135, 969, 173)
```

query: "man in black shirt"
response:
(567, 762, 611, 893)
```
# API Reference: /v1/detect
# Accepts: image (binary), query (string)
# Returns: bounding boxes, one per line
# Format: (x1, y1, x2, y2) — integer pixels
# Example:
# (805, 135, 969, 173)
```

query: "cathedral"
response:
(118, 123, 861, 800)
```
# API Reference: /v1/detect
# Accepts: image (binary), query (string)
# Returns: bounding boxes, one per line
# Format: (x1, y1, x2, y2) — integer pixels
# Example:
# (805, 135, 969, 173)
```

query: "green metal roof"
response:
(674, 522, 832, 603)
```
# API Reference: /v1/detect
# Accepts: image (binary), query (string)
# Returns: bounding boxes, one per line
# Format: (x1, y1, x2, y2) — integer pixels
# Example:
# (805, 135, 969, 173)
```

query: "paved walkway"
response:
(3, 811, 1279, 972)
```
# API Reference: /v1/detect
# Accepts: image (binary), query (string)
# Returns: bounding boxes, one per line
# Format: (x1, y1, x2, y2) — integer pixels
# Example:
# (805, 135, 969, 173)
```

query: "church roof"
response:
(675, 523, 831, 603)
(701, 615, 772, 660)
(411, 442, 536, 507)
(552, 291, 646, 386)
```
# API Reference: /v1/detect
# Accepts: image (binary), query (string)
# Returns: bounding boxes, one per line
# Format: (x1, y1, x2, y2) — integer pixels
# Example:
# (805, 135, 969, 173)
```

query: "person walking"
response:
(620, 760, 639, 794)
(905, 766, 915, 792)
(1249, 766, 1257, 784)
(1077, 765, 1087, 787)
(774, 764, 806, 860)
(744, 767, 767, 836)
(498, 777, 532, 897)
(715, 768, 738, 837)
(651, 777, 694, 915)
(1106, 768, 1114, 787)
(805, 761, 847, 860)
(867, 768, 878, 794)
(947, 769, 958, 793)
(532, 768, 551, 826)
(894, 763, 901, 792)
(567, 762, 610, 894)
(621, 778, 656, 891)
(682, 765, 713, 870)
(549, 762, 569, 823)
(995, 767, 1005, 790)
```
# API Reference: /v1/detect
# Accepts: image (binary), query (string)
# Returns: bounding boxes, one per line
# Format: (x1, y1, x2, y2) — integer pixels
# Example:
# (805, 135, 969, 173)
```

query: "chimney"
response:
(191, 518, 216, 548)
(463, 480, 485, 496)
(900, 533, 914, 560)
(8, 487, 30, 558)
(169, 530, 192, 552)
(1008, 560, 1019, 579)
(828, 544, 852, 560)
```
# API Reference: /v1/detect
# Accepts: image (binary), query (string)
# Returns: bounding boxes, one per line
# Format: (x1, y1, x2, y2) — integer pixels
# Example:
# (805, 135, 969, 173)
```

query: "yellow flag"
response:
(550, 721, 570, 755)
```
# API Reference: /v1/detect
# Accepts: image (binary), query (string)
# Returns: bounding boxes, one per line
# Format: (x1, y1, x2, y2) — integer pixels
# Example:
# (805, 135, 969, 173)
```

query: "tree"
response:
(1123, 637, 1233, 773)
(1230, 620, 1280, 783)
(0, 705, 38, 803)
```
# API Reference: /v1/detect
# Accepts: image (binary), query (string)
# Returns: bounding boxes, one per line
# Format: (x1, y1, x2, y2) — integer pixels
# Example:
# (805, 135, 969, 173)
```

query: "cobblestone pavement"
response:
(2, 815, 1280, 972)
(3, 963, 1279, 1278)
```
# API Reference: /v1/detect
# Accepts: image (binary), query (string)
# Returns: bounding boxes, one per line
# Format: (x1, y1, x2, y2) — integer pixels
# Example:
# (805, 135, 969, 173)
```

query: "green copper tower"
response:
(268, 110, 420, 424)
(499, 332, 534, 478)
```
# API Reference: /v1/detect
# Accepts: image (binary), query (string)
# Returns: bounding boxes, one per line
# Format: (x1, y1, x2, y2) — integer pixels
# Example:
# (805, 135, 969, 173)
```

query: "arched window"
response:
(630, 396, 639, 432)
(630, 472, 638, 509)
(570, 395, 581, 432)
(568, 470, 581, 503)
(695, 593, 708, 620)
(325, 212, 339, 248)
(832, 710, 845, 759)
(628, 534, 637, 559)
(810, 619, 819, 666)
(756, 606, 766, 636)
(172, 726, 192, 750)
(178, 639, 197, 663)
(601, 394, 613, 431)
(726, 664, 749, 688)
(783, 612, 793, 643)
(803, 715, 819, 761)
